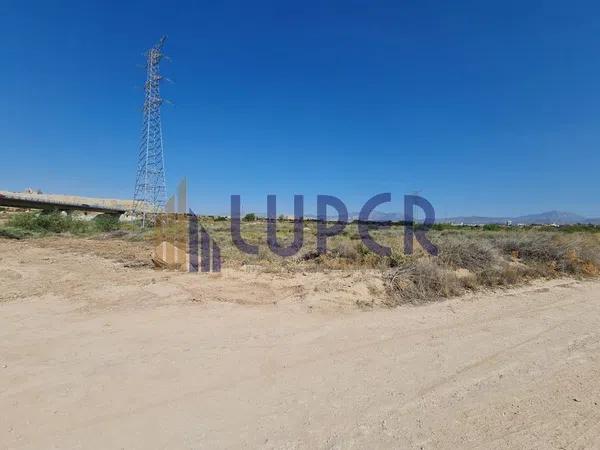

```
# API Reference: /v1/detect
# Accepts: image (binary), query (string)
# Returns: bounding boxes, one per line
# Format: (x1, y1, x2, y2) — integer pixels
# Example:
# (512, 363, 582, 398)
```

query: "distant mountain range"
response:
(347, 210, 600, 225)
(439, 211, 600, 225)
(262, 210, 600, 225)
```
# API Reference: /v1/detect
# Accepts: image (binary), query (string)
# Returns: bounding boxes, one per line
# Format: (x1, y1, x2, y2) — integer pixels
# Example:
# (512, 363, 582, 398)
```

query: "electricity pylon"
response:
(133, 36, 168, 226)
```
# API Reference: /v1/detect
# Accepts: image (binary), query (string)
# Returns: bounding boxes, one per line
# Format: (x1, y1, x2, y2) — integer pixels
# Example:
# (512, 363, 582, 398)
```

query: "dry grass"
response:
(384, 230, 600, 305)
(2, 212, 599, 305)
(197, 219, 600, 305)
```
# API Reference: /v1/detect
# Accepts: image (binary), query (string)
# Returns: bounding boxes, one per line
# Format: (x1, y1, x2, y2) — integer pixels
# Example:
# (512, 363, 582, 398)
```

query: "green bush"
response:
(557, 224, 600, 233)
(7, 211, 91, 234)
(431, 223, 458, 231)
(0, 226, 31, 239)
(243, 213, 257, 222)
(93, 214, 121, 232)
(482, 224, 503, 231)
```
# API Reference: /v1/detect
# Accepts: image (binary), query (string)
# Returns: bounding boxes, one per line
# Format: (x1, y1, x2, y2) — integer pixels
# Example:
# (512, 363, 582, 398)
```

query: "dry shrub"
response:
(330, 241, 362, 260)
(475, 263, 539, 287)
(298, 241, 389, 270)
(383, 258, 466, 306)
(383, 231, 600, 305)
(492, 232, 600, 276)
(435, 233, 503, 272)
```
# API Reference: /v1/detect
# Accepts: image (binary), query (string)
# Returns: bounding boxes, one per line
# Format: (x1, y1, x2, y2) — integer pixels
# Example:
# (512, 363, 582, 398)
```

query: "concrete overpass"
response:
(0, 191, 130, 215)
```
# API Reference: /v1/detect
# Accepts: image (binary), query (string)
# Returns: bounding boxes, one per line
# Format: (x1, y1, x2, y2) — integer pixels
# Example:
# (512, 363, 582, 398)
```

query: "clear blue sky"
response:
(3, 0, 599, 217)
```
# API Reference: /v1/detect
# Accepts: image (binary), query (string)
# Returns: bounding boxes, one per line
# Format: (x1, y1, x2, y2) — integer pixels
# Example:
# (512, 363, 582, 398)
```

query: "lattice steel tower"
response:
(133, 36, 168, 225)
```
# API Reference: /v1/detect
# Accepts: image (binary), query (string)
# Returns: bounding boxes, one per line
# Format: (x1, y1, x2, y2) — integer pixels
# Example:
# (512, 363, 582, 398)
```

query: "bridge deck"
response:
(0, 193, 129, 214)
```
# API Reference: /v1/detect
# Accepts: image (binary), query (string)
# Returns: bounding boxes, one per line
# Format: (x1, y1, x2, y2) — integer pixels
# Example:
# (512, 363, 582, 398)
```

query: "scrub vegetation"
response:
(2, 211, 599, 304)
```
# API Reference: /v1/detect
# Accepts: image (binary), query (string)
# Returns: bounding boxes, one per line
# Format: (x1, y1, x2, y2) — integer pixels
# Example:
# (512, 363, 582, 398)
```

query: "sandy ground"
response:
(1, 238, 600, 449)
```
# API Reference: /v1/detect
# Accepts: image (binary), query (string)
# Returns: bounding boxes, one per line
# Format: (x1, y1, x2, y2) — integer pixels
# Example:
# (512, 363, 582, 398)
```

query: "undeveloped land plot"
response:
(1, 238, 600, 448)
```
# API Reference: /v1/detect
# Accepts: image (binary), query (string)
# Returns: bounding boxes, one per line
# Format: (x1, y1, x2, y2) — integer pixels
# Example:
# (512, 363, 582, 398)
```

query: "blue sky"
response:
(2, 0, 600, 217)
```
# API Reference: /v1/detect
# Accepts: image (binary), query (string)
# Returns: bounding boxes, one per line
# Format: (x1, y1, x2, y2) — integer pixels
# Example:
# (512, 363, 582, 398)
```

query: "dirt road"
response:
(1, 239, 600, 449)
